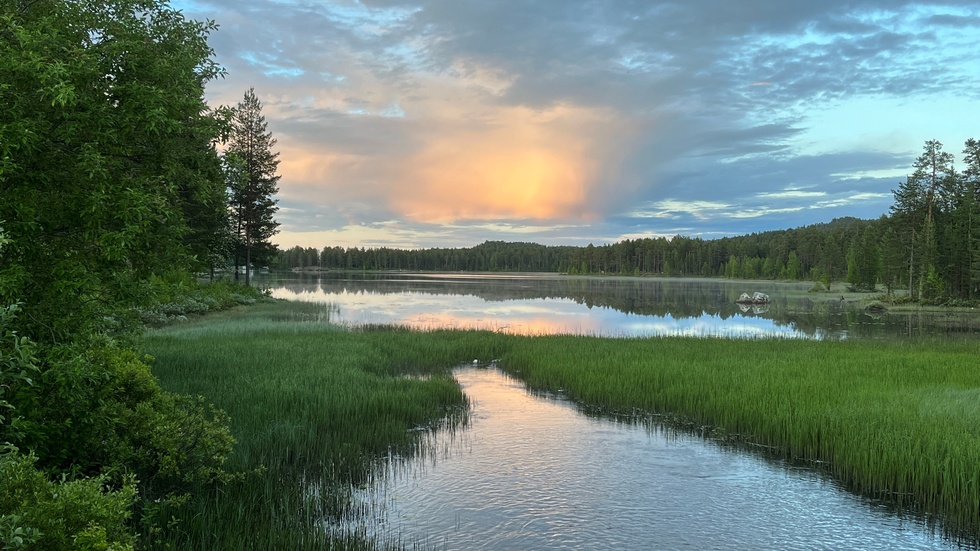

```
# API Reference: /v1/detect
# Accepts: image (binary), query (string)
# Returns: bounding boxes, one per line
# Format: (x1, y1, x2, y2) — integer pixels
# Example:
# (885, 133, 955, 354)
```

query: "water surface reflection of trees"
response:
(264, 274, 980, 340)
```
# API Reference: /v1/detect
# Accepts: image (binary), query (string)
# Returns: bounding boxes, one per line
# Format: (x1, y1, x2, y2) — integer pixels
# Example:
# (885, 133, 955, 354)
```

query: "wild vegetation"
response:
(497, 334, 980, 543)
(141, 304, 506, 549)
(3, 0, 978, 548)
(141, 301, 980, 547)
(1, 0, 278, 548)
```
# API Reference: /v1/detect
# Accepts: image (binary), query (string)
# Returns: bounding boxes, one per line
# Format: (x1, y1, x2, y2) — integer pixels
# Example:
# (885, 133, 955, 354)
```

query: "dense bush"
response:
(0, 451, 137, 551)
(1, 305, 38, 446)
(2, 306, 141, 550)
(1, 300, 239, 546)
(8, 339, 235, 501)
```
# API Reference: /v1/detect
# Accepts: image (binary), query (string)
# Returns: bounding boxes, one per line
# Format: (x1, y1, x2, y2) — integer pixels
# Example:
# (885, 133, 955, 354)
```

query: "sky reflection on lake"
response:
(342, 367, 958, 550)
(261, 272, 979, 339)
(269, 276, 812, 338)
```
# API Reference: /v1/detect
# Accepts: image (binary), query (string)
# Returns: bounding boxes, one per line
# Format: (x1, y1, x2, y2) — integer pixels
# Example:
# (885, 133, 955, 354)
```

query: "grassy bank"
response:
(141, 302, 508, 549)
(499, 335, 980, 542)
(143, 301, 980, 547)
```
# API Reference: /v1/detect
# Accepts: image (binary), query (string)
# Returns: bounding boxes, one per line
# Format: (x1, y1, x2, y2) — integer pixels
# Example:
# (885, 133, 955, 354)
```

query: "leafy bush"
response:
(8, 340, 235, 504)
(0, 451, 137, 551)
(1, 305, 39, 446)
(137, 279, 268, 326)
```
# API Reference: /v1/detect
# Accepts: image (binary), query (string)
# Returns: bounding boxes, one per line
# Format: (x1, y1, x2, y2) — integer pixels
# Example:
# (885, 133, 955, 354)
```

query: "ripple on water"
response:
(339, 367, 962, 550)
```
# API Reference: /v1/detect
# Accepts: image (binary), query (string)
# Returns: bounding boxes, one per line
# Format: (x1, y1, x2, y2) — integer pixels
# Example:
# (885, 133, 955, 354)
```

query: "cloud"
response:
(392, 103, 644, 223)
(172, 0, 980, 248)
(757, 190, 827, 199)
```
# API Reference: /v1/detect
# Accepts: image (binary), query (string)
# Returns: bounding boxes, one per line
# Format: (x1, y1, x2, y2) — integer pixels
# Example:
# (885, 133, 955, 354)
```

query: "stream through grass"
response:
(340, 366, 960, 550)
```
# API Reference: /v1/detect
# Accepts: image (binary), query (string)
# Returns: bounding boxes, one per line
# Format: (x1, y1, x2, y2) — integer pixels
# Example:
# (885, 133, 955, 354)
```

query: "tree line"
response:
(279, 138, 980, 304)
(1, 0, 280, 548)
(278, 220, 862, 281)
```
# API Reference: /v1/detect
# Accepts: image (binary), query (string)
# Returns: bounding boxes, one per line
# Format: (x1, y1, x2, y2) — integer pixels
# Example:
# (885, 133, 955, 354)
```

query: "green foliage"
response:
(281, 221, 866, 283)
(0, 305, 38, 445)
(785, 250, 802, 280)
(0, 0, 228, 341)
(9, 340, 235, 504)
(0, 2, 269, 548)
(922, 264, 946, 303)
(226, 89, 281, 286)
(887, 140, 980, 302)
(137, 275, 268, 326)
(0, 451, 137, 551)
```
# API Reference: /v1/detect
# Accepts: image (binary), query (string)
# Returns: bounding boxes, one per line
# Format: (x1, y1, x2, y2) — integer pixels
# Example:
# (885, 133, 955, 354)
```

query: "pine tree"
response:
(890, 140, 958, 299)
(963, 138, 980, 299)
(226, 88, 281, 286)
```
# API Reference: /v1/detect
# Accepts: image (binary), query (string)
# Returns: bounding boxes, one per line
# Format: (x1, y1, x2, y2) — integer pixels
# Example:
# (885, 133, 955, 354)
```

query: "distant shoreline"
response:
(275, 268, 980, 313)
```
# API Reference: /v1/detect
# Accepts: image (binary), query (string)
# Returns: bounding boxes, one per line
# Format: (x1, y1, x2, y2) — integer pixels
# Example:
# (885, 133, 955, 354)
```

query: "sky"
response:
(171, 0, 980, 250)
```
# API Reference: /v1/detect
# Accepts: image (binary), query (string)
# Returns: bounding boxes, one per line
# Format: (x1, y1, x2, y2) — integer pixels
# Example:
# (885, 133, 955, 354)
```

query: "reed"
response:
(497, 335, 980, 542)
(144, 301, 980, 547)
(141, 302, 509, 549)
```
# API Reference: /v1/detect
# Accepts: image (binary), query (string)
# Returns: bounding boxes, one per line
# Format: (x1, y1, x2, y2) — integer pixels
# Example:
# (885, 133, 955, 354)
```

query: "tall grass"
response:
(498, 335, 980, 542)
(141, 302, 508, 549)
(144, 301, 980, 547)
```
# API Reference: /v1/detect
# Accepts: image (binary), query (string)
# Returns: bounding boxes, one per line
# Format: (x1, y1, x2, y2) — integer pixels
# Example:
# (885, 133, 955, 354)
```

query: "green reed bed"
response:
(498, 336, 980, 542)
(144, 301, 980, 547)
(141, 302, 509, 550)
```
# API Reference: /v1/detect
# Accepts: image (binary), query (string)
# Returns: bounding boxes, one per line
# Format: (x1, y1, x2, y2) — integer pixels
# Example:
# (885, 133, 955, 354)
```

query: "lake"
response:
(261, 272, 980, 340)
(258, 272, 974, 549)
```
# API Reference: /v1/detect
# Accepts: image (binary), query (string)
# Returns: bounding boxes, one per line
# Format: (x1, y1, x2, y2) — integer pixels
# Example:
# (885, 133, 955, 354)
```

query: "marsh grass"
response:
(144, 301, 980, 548)
(141, 302, 508, 549)
(499, 335, 980, 544)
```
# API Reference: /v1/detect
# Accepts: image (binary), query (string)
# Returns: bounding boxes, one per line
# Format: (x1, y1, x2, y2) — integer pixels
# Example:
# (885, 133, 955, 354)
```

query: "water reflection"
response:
(258, 272, 979, 339)
(343, 367, 956, 550)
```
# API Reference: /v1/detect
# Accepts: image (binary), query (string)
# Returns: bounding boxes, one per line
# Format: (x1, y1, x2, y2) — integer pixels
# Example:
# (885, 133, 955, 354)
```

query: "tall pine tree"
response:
(963, 138, 980, 299)
(890, 140, 958, 298)
(226, 88, 280, 286)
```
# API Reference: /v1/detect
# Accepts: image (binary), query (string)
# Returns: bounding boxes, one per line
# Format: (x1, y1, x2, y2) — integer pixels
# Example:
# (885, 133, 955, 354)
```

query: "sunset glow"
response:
(172, 0, 980, 248)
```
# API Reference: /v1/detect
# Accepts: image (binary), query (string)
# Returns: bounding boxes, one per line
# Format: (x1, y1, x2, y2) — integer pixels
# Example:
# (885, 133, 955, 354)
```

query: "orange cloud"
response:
(395, 104, 634, 223)
(261, 58, 646, 224)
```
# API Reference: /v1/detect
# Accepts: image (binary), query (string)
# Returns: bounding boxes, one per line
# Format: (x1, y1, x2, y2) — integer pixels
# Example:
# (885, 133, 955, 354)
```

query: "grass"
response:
(140, 302, 508, 549)
(142, 300, 980, 548)
(498, 335, 980, 543)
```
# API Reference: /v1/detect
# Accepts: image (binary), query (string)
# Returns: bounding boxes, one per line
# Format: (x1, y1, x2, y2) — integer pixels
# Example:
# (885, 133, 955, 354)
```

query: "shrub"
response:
(1, 304, 39, 446)
(0, 451, 137, 551)
(8, 340, 235, 504)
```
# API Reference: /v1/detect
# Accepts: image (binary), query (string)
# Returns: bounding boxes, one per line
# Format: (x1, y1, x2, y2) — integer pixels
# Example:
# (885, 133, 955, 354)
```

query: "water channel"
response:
(345, 367, 955, 550)
(259, 273, 976, 549)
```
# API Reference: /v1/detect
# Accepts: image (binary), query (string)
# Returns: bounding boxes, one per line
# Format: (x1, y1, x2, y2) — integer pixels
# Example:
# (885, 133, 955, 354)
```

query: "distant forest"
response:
(277, 139, 980, 304)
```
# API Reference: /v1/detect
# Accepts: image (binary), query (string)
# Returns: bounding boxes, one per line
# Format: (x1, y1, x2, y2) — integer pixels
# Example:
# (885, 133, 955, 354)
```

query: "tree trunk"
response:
(245, 240, 252, 287)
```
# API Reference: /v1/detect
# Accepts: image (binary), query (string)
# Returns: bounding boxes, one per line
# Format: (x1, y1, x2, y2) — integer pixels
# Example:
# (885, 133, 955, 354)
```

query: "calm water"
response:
(257, 273, 974, 549)
(262, 272, 980, 339)
(343, 367, 957, 550)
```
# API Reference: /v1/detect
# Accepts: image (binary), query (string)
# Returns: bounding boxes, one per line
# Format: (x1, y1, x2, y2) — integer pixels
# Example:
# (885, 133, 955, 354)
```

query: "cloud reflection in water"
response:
(270, 285, 811, 339)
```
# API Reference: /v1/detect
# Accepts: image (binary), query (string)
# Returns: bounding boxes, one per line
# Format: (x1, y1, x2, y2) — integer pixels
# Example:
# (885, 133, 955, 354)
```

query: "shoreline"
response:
(275, 269, 980, 313)
(144, 300, 980, 548)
